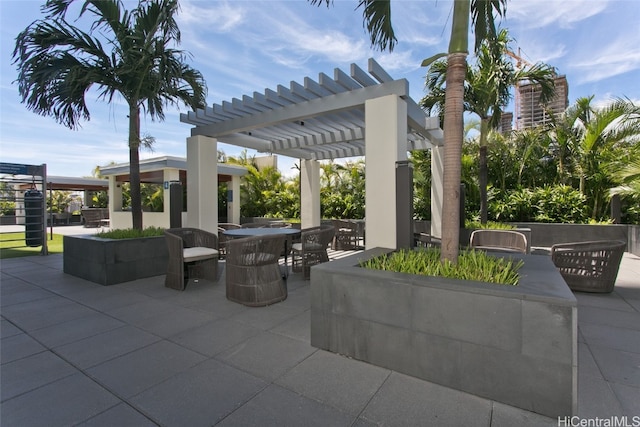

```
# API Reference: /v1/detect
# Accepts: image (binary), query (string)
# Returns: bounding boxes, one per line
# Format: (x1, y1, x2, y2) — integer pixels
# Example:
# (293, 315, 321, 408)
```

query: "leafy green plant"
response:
(465, 220, 515, 230)
(96, 227, 165, 239)
(360, 248, 522, 285)
(532, 185, 589, 223)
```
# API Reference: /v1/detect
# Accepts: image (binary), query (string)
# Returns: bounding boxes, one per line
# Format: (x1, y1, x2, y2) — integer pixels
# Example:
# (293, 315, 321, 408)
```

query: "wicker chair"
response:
(551, 240, 626, 293)
(469, 229, 528, 254)
(292, 225, 336, 279)
(164, 228, 219, 291)
(331, 219, 359, 250)
(218, 223, 241, 259)
(225, 233, 287, 306)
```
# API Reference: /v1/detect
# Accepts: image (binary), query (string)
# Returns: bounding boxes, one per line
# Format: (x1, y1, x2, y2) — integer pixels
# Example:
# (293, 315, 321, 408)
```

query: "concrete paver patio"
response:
(1, 227, 639, 426)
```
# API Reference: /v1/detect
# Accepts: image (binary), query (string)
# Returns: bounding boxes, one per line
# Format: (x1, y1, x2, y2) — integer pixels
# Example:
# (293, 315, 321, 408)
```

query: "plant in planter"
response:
(360, 247, 523, 285)
(311, 247, 577, 418)
(63, 227, 167, 286)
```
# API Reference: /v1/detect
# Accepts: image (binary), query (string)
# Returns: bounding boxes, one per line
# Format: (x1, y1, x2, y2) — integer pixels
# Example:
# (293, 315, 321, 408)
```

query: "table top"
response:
(222, 227, 301, 237)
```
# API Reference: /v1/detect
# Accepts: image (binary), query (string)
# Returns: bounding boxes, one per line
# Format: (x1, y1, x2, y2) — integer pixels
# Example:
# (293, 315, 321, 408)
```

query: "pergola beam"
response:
(187, 79, 409, 139)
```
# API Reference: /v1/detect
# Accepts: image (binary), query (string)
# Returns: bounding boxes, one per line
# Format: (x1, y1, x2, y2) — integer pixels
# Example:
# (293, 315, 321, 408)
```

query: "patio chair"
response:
(81, 208, 104, 228)
(331, 219, 359, 250)
(226, 233, 287, 306)
(164, 228, 219, 291)
(469, 229, 528, 254)
(218, 223, 241, 259)
(292, 224, 336, 279)
(551, 240, 626, 293)
(241, 222, 267, 228)
(266, 221, 291, 228)
(414, 232, 441, 249)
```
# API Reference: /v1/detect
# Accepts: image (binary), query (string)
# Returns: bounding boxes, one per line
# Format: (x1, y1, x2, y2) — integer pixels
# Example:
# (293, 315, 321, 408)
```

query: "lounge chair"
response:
(469, 229, 528, 254)
(218, 223, 241, 259)
(331, 219, 359, 250)
(164, 228, 219, 291)
(225, 233, 287, 306)
(292, 224, 335, 279)
(551, 240, 625, 293)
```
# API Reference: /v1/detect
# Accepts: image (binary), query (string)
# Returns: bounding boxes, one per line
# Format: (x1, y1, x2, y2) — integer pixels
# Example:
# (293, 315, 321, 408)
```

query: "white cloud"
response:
(178, 0, 245, 33)
(375, 50, 422, 73)
(507, 0, 609, 29)
(570, 37, 640, 83)
(261, 16, 369, 65)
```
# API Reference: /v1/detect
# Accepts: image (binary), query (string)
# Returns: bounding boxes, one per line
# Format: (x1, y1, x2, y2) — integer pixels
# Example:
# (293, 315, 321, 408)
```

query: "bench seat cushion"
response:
(184, 246, 219, 262)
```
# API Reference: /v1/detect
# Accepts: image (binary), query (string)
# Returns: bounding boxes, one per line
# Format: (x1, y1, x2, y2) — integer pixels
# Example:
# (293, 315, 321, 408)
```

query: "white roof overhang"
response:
(180, 58, 443, 161)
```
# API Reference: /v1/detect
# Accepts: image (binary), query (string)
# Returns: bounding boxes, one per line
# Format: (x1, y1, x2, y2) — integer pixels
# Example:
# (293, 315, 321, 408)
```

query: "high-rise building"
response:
(498, 112, 513, 134)
(516, 75, 569, 129)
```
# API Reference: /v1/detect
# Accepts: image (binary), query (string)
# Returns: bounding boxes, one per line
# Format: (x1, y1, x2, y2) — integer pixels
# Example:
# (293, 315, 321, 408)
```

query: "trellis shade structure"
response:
(180, 59, 444, 249)
(180, 58, 442, 160)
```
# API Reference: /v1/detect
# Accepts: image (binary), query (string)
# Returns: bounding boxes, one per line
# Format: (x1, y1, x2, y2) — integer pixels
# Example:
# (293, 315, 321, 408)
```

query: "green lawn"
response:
(0, 232, 64, 259)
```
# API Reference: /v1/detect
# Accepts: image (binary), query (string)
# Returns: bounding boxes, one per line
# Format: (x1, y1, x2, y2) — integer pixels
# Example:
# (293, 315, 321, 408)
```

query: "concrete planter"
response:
(63, 234, 168, 286)
(311, 248, 577, 418)
(0, 215, 16, 225)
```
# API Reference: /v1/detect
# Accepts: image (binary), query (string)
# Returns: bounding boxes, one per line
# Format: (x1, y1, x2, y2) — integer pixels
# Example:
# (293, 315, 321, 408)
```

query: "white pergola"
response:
(180, 58, 445, 250)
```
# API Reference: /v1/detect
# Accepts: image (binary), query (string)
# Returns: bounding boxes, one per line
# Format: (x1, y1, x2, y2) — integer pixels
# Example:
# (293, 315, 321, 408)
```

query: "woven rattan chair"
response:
(226, 233, 287, 306)
(331, 219, 359, 250)
(164, 228, 219, 291)
(551, 240, 626, 293)
(292, 225, 335, 279)
(218, 223, 241, 259)
(469, 229, 528, 254)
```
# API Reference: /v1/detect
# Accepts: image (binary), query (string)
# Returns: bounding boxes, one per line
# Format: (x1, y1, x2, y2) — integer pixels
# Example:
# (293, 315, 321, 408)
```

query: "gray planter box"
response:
(0, 215, 16, 225)
(63, 235, 168, 286)
(311, 248, 577, 418)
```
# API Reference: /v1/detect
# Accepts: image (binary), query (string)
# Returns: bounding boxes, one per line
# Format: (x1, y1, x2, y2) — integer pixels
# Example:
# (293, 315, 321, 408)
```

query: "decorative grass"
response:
(96, 226, 165, 239)
(360, 248, 523, 286)
(465, 220, 516, 230)
(0, 232, 64, 259)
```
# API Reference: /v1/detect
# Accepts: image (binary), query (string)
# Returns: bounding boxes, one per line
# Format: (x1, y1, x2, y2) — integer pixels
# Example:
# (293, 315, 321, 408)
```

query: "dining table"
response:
(222, 227, 301, 278)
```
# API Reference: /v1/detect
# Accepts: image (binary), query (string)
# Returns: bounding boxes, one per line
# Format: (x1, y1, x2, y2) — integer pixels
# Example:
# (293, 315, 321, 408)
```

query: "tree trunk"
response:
(440, 52, 467, 263)
(129, 104, 143, 230)
(479, 118, 489, 224)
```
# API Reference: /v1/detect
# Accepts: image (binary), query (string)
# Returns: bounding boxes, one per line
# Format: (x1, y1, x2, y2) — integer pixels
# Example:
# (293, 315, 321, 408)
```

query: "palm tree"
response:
(422, 28, 556, 224)
(311, 0, 506, 262)
(548, 97, 640, 219)
(13, 0, 206, 230)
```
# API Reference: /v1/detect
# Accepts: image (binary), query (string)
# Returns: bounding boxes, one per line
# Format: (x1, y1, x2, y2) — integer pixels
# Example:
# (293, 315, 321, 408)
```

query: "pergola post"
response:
(228, 175, 241, 224)
(163, 168, 180, 226)
(107, 175, 123, 212)
(300, 159, 321, 229)
(431, 145, 444, 239)
(186, 135, 218, 233)
(365, 94, 407, 250)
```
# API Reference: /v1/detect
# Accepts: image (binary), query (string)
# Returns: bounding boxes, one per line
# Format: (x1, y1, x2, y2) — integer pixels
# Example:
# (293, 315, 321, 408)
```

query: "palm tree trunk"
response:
(129, 104, 143, 230)
(479, 118, 489, 224)
(440, 52, 467, 263)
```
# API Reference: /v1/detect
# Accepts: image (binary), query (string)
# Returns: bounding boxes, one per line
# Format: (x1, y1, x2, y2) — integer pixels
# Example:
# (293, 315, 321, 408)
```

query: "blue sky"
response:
(1, 0, 639, 179)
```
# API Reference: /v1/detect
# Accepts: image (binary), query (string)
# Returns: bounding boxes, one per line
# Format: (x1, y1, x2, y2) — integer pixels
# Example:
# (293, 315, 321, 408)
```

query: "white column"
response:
(108, 175, 123, 212)
(365, 94, 407, 250)
(186, 135, 218, 233)
(228, 175, 241, 224)
(300, 159, 321, 229)
(431, 145, 444, 239)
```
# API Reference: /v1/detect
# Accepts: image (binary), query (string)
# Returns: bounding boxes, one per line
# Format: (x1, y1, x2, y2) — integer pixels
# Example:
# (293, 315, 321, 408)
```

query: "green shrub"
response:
(96, 227, 165, 239)
(465, 220, 515, 230)
(532, 185, 589, 223)
(489, 185, 589, 223)
(360, 248, 523, 286)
